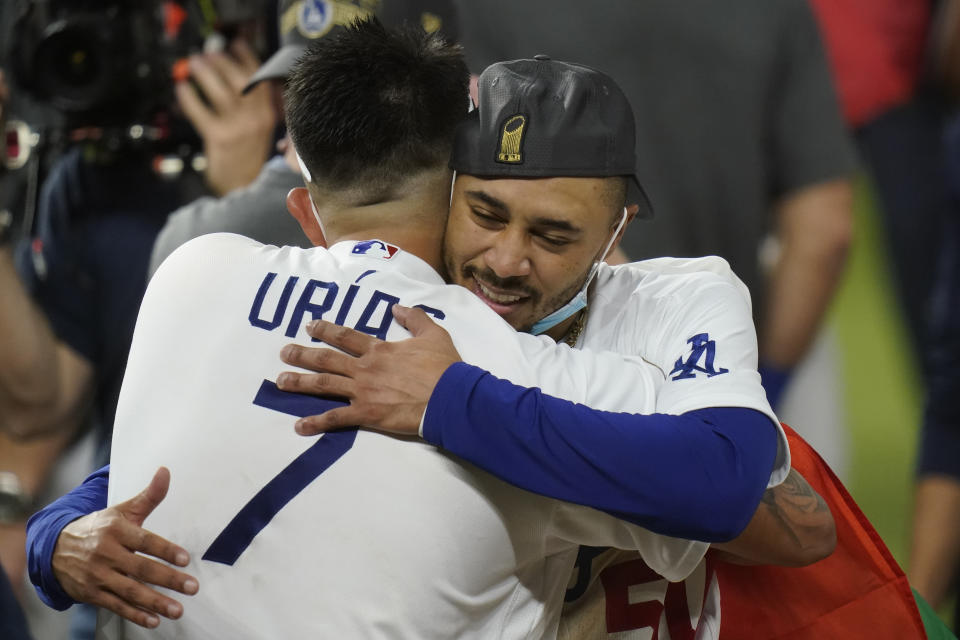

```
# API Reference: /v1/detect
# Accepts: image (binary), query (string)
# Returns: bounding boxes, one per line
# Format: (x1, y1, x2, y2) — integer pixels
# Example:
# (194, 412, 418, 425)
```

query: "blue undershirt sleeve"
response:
(27, 465, 110, 610)
(422, 363, 777, 542)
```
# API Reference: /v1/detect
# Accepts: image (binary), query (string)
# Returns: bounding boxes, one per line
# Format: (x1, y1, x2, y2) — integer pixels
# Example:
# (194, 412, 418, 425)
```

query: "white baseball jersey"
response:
(559, 256, 789, 640)
(100, 235, 706, 640)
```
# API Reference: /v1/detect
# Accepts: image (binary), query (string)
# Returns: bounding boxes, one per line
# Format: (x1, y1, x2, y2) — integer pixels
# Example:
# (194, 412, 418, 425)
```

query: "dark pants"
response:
(856, 92, 954, 364)
(0, 565, 33, 640)
(913, 108, 960, 633)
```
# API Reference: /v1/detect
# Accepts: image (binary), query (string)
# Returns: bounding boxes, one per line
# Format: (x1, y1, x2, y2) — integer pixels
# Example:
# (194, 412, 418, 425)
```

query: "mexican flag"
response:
(717, 424, 930, 639)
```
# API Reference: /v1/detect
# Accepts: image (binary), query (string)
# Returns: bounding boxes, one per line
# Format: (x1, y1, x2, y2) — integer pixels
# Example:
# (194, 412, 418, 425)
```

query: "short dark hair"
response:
(284, 18, 468, 200)
(600, 177, 627, 213)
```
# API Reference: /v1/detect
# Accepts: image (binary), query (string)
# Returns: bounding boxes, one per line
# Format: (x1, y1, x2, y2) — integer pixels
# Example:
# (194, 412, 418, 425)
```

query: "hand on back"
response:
(53, 467, 198, 629)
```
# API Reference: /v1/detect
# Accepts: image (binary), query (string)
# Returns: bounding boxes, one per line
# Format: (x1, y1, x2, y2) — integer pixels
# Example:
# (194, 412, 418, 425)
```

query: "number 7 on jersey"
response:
(202, 380, 357, 565)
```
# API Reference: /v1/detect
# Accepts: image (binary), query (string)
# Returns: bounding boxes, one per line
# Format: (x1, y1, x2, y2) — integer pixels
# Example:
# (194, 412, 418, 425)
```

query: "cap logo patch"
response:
(496, 114, 527, 164)
(297, 0, 334, 38)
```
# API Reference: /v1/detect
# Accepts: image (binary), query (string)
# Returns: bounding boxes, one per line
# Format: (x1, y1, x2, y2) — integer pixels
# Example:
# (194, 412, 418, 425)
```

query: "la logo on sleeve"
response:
(669, 333, 729, 381)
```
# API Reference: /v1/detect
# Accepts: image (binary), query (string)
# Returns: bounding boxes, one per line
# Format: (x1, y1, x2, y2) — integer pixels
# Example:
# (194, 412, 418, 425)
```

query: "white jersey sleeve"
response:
(586, 257, 790, 487)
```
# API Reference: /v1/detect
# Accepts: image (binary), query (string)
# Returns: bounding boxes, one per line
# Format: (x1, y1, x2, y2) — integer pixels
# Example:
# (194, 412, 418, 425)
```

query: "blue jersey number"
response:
(202, 380, 356, 565)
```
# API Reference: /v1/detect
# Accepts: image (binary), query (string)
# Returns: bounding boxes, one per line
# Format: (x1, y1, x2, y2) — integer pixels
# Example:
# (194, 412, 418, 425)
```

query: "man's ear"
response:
(603, 204, 639, 262)
(286, 187, 326, 247)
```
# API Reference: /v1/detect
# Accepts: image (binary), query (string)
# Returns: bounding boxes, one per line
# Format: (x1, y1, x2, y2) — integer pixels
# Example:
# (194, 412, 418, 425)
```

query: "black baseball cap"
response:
(244, 0, 459, 93)
(450, 55, 653, 218)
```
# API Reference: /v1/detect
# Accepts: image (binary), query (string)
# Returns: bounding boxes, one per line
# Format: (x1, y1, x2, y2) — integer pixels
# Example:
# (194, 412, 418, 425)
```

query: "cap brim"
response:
(628, 175, 654, 219)
(242, 45, 306, 94)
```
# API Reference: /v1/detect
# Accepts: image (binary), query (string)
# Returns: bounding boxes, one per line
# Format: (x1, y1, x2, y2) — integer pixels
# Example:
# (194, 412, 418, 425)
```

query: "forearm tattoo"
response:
(760, 469, 830, 548)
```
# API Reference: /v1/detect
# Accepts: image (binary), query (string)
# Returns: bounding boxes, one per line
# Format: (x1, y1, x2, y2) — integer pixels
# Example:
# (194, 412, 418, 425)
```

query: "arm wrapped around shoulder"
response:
(423, 363, 780, 542)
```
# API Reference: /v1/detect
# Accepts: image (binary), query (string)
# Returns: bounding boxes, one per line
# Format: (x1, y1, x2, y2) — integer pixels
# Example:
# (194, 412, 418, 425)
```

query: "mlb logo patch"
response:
(351, 240, 400, 259)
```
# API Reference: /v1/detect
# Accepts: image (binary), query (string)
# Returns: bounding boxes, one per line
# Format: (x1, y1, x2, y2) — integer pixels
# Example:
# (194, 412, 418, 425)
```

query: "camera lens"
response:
(33, 19, 115, 113)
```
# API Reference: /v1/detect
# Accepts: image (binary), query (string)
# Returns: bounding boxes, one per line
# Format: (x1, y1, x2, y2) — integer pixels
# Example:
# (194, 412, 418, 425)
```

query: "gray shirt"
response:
(149, 156, 309, 278)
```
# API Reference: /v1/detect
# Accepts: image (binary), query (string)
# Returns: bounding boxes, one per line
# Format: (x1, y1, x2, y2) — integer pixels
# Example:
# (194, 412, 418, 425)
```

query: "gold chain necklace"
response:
(562, 309, 588, 347)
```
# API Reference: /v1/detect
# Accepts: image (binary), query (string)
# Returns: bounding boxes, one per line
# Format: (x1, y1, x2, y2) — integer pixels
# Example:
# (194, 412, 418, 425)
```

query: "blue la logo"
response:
(669, 333, 729, 380)
(299, 0, 333, 38)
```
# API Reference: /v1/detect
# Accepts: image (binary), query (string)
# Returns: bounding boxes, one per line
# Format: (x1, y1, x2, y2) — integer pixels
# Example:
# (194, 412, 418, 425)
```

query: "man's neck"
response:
(541, 280, 598, 343)
(315, 170, 451, 273)
(542, 311, 581, 343)
(330, 213, 446, 273)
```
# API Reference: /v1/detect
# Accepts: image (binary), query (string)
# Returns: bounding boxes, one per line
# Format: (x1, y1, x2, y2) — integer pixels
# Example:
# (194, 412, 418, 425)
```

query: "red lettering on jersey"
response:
(600, 559, 664, 633)
(664, 580, 696, 640)
(599, 556, 715, 639)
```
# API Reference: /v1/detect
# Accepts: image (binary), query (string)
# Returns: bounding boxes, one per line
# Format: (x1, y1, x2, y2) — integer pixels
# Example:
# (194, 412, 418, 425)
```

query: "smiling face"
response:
(443, 174, 626, 337)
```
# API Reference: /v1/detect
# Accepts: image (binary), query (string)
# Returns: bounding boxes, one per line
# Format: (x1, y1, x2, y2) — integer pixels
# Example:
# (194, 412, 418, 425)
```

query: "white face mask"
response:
(294, 150, 326, 236)
(294, 150, 312, 183)
(529, 206, 629, 336)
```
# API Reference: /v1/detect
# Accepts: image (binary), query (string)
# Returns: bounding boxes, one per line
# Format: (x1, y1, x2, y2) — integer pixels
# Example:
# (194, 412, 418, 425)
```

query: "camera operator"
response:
(148, 0, 459, 275)
(0, 1, 276, 455)
(175, 37, 277, 197)
(0, 60, 204, 636)
(0, 1, 274, 636)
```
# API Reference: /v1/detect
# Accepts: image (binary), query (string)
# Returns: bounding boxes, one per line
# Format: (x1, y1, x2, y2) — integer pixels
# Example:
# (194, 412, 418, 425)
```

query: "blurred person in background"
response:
(810, 0, 948, 361)
(914, 121, 960, 629)
(0, 1, 276, 636)
(902, 0, 960, 628)
(0, 66, 35, 640)
(453, 0, 857, 476)
(148, 0, 460, 279)
(808, 0, 960, 629)
(0, 1, 275, 452)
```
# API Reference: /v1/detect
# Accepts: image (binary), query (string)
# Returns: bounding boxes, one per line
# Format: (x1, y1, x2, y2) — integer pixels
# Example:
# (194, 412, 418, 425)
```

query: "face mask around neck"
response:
(529, 206, 628, 336)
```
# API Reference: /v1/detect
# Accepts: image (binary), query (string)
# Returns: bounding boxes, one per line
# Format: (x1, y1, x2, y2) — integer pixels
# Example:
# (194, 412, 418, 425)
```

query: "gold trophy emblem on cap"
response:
(497, 114, 526, 163)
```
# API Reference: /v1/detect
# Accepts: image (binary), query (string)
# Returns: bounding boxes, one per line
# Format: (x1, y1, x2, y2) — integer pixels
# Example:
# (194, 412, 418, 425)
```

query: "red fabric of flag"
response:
(716, 424, 925, 639)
